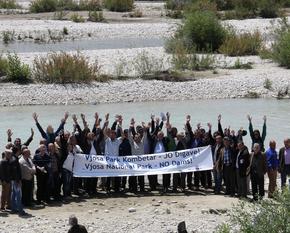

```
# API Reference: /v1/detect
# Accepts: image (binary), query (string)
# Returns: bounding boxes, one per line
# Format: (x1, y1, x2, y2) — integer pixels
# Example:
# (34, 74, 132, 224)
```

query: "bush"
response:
(30, 0, 57, 13)
(33, 52, 103, 83)
(215, 0, 235, 10)
(272, 29, 290, 68)
(171, 41, 215, 71)
(217, 190, 290, 233)
(219, 31, 262, 56)
(30, 0, 102, 13)
(229, 59, 253, 69)
(70, 13, 85, 22)
(181, 11, 226, 52)
(0, 55, 8, 77)
(104, 0, 134, 12)
(88, 10, 104, 22)
(165, 0, 190, 10)
(2, 30, 14, 44)
(5, 54, 31, 84)
(0, 0, 20, 9)
(259, 0, 281, 18)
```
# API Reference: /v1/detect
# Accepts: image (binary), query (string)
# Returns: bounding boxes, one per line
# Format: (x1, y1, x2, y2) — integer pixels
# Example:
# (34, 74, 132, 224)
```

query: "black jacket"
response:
(236, 146, 250, 177)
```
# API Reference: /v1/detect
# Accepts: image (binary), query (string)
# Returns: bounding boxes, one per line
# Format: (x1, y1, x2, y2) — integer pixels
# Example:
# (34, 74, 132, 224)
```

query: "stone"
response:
(128, 208, 136, 213)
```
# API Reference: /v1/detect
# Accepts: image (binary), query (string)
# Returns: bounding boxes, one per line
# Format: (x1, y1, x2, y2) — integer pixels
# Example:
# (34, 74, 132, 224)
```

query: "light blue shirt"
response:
(154, 141, 165, 154)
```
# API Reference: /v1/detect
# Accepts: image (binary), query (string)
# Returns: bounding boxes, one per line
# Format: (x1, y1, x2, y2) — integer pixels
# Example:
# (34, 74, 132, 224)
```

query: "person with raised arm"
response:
(247, 115, 267, 152)
(104, 114, 123, 193)
(128, 118, 148, 192)
(7, 128, 34, 157)
(32, 112, 69, 144)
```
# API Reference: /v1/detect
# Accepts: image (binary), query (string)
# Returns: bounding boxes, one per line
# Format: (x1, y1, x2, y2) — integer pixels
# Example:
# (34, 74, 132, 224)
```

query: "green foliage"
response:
(104, 0, 134, 12)
(62, 27, 68, 35)
(259, 0, 281, 18)
(0, 55, 8, 77)
(220, 190, 290, 232)
(0, 0, 20, 9)
(264, 78, 273, 90)
(215, 0, 235, 10)
(5, 53, 31, 84)
(30, 0, 58, 13)
(33, 52, 103, 83)
(30, 0, 102, 13)
(70, 13, 85, 22)
(88, 10, 104, 22)
(165, 0, 190, 10)
(2, 30, 14, 44)
(171, 41, 215, 71)
(133, 51, 166, 78)
(219, 31, 262, 56)
(182, 11, 226, 52)
(272, 20, 290, 68)
(53, 10, 68, 20)
(230, 59, 253, 69)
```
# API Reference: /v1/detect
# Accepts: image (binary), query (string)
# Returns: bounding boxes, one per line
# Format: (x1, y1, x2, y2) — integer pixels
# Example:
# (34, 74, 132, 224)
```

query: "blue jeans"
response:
(62, 169, 72, 197)
(213, 169, 222, 193)
(11, 181, 24, 214)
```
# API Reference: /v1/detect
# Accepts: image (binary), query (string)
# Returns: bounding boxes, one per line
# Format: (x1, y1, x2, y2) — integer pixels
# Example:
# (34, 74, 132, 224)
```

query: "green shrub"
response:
(216, 190, 290, 233)
(53, 10, 68, 20)
(0, 55, 8, 77)
(215, 0, 235, 10)
(186, 0, 218, 15)
(88, 10, 104, 22)
(62, 27, 68, 35)
(264, 78, 273, 90)
(33, 52, 103, 83)
(229, 59, 253, 69)
(171, 41, 215, 71)
(70, 13, 85, 22)
(2, 30, 14, 44)
(6, 54, 31, 84)
(182, 11, 226, 52)
(0, 0, 20, 9)
(30, 0, 58, 12)
(272, 29, 290, 68)
(259, 0, 281, 18)
(104, 0, 134, 12)
(219, 31, 262, 56)
(165, 0, 190, 10)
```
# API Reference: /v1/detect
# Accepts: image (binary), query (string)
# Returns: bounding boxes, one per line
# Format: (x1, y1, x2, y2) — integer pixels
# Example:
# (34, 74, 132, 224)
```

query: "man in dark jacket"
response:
(215, 137, 237, 196)
(33, 144, 50, 204)
(278, 138, 290, 188)
(236, 141, 250, 198)
(250, 143, 267, 201)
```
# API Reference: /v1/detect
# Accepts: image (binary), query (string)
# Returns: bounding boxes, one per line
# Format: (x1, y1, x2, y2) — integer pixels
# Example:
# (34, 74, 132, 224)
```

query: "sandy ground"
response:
(0, 188, 238, 233)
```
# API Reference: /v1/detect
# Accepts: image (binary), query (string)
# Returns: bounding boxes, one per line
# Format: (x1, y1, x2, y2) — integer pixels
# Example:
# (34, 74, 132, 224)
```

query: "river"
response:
(0, 98, 289, 152)
(0, 37, 165, 53)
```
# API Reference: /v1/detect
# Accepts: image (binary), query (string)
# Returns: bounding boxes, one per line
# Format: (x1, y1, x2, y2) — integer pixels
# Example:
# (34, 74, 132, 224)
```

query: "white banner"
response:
(72, 146, 213, 177)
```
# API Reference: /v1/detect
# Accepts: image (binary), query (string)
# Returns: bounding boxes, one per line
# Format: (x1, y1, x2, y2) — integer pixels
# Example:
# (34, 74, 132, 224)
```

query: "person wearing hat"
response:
(215, 136, 237, 196)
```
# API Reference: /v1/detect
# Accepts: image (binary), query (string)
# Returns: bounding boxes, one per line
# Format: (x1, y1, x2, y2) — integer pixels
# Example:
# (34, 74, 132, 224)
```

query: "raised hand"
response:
(218, 114, 221, 123)
(31, 128, 34, 137)
(150, 114, 155, 120)
(130, 118, 135, 126)
(207, 123, 212, 130)
(7, 129, 13, 138)
(197, 123, 201, 129)
(94, 112, 99, 120)
(155, 117, 160, 125)
(105, 113, 109, 121)
(247, 115, 252, 122)
(32, 112, 38, 123)
(72, 114, 77, 123)
(263, 115, 267, 123)
(186, 115, 191, 123)
(166, 112, 170, 119)
(64, 112, 69, 121)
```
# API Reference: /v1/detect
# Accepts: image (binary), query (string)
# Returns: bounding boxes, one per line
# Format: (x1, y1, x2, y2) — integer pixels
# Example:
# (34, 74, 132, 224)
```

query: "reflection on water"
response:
(0, 37, 165, 53)
(0, 98, 289, 151)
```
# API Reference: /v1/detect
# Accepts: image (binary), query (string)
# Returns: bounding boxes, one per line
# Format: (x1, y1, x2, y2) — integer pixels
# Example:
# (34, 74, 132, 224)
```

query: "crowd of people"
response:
(0, 111, 289, 216)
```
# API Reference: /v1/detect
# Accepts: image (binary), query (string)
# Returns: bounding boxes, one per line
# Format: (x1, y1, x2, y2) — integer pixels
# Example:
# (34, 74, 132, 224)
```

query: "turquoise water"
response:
(0, 98, 289, 151)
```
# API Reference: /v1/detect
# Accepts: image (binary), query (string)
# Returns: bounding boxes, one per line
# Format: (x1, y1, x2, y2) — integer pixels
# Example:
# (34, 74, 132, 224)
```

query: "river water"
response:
(0, 98, 289, 152)
(0, 37, 165, 53)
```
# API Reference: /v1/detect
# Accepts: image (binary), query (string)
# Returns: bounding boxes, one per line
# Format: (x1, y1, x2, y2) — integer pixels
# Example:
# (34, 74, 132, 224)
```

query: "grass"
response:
(0, 0, 20, 9)
(0, 55, 8, 77)
(30, 0, 102, 13)
(104, 0, 134, 12)
(2, 30, 15, 44)
(33, 52, 104, 84)
(263, 78, 273, 90)
(229, 59, 253, 69)
(70, 13, 85, 23)
(272, 27, 290, 68)
(219, 31, 262, 56)
(88, 10, 105, 22)
(62, 27, 68, 35)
